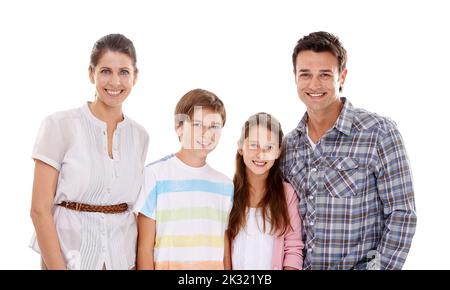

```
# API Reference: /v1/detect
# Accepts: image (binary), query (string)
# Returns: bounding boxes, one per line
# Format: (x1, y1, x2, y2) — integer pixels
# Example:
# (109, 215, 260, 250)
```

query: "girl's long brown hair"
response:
(227, 113, 291, 241)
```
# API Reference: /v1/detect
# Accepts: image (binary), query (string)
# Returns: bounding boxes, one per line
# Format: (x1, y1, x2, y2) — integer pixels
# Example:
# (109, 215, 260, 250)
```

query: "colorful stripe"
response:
(156, 207, 228, 223)
(155, 235, 224, 248)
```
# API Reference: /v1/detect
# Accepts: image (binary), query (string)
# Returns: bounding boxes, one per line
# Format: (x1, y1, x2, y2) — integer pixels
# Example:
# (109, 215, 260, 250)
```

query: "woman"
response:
(30, 34, 149, 270)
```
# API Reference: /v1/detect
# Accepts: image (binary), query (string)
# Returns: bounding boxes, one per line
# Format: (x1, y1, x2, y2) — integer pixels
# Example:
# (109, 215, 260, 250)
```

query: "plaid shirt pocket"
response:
(324, 157, 363, 198)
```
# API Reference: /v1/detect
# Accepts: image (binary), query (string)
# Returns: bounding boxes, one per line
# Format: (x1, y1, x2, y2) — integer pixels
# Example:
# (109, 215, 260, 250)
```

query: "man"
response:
(281, 31, 416, 270)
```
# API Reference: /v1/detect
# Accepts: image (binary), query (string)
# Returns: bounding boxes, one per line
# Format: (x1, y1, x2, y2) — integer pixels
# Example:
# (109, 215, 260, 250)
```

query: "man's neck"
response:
(307, 99, 343, 143)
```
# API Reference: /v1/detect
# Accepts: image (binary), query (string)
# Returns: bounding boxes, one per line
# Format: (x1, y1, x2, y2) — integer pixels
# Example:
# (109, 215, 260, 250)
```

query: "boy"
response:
(135, 88, 233, 270)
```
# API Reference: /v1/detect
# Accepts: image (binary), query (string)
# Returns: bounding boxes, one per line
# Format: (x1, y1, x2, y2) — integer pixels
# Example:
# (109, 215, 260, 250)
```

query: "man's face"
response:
(295, 50, 347, 113)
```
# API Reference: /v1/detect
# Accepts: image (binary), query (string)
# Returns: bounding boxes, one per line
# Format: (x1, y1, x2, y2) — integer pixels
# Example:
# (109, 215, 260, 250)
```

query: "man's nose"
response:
(309, 75, 322, 90)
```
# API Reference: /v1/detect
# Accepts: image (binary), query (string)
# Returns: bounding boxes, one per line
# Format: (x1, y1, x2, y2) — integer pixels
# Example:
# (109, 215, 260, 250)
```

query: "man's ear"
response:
(339, 68, 348, 91)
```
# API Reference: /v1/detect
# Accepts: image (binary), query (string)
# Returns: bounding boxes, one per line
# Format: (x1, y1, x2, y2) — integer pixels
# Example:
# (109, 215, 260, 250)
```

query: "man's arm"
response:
(375, 123, 417, 269)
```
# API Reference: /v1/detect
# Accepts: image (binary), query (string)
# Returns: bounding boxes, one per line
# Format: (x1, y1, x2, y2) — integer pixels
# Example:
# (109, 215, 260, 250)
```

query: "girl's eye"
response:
(249, 143, 258, 149)
(193, 122, 202, 127)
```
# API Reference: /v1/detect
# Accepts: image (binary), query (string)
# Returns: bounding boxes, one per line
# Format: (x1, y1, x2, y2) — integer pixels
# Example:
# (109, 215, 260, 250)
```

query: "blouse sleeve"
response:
(32, 115, 66, 171)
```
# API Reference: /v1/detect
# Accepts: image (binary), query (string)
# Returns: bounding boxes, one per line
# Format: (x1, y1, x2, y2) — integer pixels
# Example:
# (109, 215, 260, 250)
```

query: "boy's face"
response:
(177, 107, 223, 158)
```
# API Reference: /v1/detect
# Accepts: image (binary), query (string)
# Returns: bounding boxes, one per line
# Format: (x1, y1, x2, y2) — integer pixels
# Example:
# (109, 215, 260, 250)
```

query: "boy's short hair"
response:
(174, 88, 226, 128)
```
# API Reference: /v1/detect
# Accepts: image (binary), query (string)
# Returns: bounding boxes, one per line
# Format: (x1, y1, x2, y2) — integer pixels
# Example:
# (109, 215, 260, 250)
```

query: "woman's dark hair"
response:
(89, 34, 138, 73)
(227, 112, 291, 241)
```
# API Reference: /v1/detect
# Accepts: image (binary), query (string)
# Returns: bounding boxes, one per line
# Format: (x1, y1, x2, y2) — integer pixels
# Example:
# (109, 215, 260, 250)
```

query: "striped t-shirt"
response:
(134, 154, 234, 270)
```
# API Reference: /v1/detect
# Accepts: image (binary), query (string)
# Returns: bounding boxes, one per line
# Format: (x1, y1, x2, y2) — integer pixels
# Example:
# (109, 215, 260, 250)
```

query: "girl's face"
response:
(240, 125, 281, 176)
(89, 51, 137, 108)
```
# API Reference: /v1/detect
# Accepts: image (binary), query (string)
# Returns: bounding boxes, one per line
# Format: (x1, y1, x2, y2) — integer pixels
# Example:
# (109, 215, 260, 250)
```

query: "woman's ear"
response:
(133, 69, 139, 86)
(89, 66, 95, 84)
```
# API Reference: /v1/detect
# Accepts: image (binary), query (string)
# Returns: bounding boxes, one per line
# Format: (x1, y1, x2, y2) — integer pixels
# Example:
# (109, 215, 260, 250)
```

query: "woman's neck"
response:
(89, 100, 123, 128)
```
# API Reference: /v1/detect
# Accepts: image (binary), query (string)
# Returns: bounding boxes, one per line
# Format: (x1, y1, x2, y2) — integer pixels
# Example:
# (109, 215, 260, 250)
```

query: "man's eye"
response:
(320, 73, 331, 79)
(299, 73, 311, 79)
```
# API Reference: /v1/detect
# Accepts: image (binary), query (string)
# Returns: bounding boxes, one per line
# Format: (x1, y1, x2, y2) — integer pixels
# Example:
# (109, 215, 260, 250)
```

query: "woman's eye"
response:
(100, 69, 111, 74)
(120, 70, 130, 75)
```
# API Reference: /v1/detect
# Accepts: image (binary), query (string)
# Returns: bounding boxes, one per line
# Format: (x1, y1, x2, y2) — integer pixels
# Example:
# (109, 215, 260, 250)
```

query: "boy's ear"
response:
(175, 124, 183, 139)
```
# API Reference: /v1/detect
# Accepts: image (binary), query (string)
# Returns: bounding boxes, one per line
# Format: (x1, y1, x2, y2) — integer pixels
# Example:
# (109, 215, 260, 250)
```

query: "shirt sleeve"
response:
(375, 122, 417, 270)
(32, 115, 66, 171)
(133, 166, 158, 220)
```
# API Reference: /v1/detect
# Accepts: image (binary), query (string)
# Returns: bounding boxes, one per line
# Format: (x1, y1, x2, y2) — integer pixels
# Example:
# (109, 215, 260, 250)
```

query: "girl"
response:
(225, 112, 304, 270)
(30, 34, 149, 270)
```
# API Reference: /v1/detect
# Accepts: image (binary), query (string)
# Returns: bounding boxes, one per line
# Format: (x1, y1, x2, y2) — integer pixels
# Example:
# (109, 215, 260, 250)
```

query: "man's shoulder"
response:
(351, 105, 398, 135)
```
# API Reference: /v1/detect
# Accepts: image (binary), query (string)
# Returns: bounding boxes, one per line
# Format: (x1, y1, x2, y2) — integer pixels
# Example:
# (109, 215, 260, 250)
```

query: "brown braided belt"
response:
(57, 201, 128, 214)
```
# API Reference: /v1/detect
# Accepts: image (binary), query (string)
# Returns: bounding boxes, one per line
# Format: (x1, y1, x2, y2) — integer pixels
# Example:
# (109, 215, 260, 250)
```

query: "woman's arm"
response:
(136, 214, 156, 270)
(30, 160, 66, 270)
(223, 230, 232, 270)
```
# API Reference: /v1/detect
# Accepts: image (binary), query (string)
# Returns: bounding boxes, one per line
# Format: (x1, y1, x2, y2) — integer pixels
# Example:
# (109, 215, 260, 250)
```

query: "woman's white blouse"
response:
(30, 103, 149, 270)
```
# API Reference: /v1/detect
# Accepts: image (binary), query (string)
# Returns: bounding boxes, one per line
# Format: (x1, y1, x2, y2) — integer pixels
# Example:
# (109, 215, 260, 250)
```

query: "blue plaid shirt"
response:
(281, 98, 416, 270)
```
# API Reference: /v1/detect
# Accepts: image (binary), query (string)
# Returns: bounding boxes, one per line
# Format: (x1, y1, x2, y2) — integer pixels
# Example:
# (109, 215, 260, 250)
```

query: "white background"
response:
(0, 0, 448, 269)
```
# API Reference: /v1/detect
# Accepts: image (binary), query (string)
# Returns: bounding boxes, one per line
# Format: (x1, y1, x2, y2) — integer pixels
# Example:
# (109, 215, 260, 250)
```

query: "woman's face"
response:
(89, 50, 137, 108)
(240, 125, 281, 176)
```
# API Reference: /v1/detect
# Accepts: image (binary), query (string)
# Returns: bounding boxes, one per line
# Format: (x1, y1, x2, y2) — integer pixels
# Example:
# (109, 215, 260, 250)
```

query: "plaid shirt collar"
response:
(296, 97, 355, 136)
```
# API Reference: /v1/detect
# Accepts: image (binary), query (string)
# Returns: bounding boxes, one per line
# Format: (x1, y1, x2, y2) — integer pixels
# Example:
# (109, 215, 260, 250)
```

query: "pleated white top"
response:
(29, 102, 149, 270)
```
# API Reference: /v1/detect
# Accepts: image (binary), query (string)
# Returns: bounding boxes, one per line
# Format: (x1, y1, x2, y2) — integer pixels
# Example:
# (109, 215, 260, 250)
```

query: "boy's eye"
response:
(211, 124, 222, 130)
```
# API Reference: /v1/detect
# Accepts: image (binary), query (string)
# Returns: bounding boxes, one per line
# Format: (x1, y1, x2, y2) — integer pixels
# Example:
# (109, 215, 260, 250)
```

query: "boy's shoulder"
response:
(205, 165, 233, 185)
(144, 154, 176, 175)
